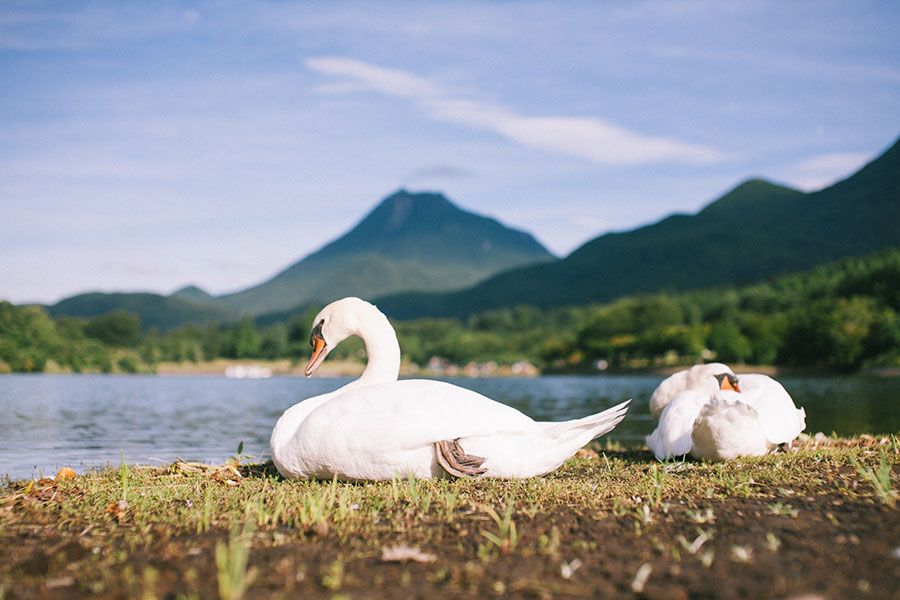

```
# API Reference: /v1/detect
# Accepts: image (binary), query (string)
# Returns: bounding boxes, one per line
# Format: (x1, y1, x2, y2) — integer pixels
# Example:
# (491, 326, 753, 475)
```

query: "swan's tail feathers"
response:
(543, 399, 631, 443)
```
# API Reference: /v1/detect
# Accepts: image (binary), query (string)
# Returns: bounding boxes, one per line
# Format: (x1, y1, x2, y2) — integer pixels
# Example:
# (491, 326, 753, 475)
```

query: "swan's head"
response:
(305, 297, 378, 377)
(715, 371, 741, 393)
(650, 362, 739, 419)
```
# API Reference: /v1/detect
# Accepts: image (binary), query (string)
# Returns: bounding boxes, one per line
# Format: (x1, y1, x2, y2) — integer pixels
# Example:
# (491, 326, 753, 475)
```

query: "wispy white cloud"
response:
(305, 56, 727, 166)
(306, 56, 441, 98)
(431, 98, 726, 165)
(787, 151, 874, 191)
(794, 152, 873, 173)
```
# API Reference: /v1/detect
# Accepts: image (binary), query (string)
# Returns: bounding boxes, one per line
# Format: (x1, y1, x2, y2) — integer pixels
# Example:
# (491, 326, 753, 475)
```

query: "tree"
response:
(260, 324, 288, 359)
(781, 296, 887, 371)
(83, 311, 141, 347)
(234, 316, 261, 359)
(287, 305, 322, 357)
(0, 303, 59, 371)
(742, 314, 784, 365)
(707, 321, 753, 364)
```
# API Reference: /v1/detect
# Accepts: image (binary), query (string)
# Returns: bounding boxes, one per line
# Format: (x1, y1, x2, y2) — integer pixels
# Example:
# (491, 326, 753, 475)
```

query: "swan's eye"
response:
(310, 319, 325, 347)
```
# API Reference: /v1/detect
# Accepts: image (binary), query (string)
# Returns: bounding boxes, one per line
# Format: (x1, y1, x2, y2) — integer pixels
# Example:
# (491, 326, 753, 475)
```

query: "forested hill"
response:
(209, 190, 555, 315)
(47, 292, 233, 331)
(376, 135, 900, 320)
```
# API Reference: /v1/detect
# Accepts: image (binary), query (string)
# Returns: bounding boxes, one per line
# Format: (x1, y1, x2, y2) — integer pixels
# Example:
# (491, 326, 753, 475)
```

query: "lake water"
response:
(1, 373, 898, 480)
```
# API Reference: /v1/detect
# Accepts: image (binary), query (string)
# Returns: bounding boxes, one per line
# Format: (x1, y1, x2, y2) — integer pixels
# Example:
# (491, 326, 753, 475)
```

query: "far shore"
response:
(155, 358, 529, 378)
(155, 359, 900, 378)
(155, 359, 773, 378)
(15, 357, 899, 378)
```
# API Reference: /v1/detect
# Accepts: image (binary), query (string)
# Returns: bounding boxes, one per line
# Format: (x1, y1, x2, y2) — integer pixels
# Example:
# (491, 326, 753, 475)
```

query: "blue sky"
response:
(2, 1, 899, 305)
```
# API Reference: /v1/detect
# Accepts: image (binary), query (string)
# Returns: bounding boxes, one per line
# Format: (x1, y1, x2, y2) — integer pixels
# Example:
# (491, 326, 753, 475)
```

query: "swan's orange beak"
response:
(719, 373, 740, 393)
(305, 335, 328, 377)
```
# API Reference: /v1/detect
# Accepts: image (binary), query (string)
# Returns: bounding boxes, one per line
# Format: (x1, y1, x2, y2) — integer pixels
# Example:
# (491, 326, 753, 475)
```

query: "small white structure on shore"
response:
(225, 364, 273, 379)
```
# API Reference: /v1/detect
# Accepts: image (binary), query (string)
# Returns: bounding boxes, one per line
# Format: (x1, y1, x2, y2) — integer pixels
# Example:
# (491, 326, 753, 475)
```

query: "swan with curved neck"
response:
(646, 363, 806, 461)
(270, 297, 630, 481)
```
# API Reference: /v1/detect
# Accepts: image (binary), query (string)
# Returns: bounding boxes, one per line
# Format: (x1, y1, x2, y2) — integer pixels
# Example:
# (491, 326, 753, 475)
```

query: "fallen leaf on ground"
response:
(56, 467, 76, 481)
(210, 463, 242, 485)
(381, 545, 436, 563)
(106, 500, 128, 520)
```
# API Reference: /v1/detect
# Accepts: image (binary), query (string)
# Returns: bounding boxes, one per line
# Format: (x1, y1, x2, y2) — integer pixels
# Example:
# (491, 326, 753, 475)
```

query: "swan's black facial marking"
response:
(715, 372, 741, 393)
(305, 319, 329, 378)
(310, 319, 325, 348)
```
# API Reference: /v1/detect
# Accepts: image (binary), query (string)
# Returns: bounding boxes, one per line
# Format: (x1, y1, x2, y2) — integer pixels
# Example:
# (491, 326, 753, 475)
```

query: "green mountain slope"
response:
(377, 135, 900, 320)
(170, 285, 218, 305)
(215, 190, 555, 315)
(47, 292, 234, 331)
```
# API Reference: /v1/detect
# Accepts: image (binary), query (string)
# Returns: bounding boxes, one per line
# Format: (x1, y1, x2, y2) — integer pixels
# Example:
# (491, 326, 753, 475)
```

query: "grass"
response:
(216, 520, 258, 600)
(850, 450, 898, 507)
(1, 437, 898, 598)
(479, 495, 519, 558)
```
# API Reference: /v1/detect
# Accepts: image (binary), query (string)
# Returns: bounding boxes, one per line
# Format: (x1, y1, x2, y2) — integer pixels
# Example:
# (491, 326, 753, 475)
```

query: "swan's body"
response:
(270, 297, 630, 481)
(646, 364, 805, 461)
(690, 396, 769, 461)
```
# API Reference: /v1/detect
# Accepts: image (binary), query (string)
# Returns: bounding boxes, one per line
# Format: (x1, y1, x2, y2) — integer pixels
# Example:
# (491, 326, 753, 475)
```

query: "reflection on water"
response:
(1, 373, 897, 479)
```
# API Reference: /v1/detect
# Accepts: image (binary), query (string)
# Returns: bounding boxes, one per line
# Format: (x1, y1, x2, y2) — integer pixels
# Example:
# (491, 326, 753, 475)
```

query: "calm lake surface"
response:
(1, 373, 898, 479)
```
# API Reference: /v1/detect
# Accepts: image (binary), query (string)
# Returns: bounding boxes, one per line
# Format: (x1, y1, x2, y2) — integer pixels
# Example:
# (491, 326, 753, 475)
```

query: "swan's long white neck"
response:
(350, 306, 401, 389)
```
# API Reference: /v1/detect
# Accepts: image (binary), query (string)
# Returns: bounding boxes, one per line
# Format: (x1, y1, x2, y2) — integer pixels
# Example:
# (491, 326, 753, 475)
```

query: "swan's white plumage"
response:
(690, 396, 768, 461)
(646, 389, 713, 459)
(649, 363, 733, 420)
(645, 363, 805, 462)
(734, 374, 806, 446)
(270, 297, 630, 481)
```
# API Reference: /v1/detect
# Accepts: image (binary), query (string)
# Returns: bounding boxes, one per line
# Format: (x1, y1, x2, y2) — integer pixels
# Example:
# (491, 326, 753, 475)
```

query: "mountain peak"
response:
(214, 189, 555, 315)
(373, 190, 456, 234)
(316, 189, 545, 255)
(698, 178, 803, 218)
(170, 285, 215, 304)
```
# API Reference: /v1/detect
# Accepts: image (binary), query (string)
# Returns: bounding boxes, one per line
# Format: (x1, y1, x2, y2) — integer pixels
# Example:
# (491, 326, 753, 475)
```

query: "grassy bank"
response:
(2, 437, 898, 599)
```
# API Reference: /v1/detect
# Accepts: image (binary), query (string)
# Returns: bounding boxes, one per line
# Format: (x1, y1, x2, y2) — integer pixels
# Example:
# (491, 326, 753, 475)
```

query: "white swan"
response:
(270, 297, 630, 481)
(646, 364, 805, 461)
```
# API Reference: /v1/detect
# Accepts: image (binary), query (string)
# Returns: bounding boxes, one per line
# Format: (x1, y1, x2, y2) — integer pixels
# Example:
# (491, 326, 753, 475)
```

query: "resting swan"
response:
(646, 363, 806, 461)
(270, 297, 630, 481)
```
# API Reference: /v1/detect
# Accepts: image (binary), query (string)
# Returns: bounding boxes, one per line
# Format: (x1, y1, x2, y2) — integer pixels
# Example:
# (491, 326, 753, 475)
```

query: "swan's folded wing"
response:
(646, 390, 709, 459)
(300, 379, 538, 451)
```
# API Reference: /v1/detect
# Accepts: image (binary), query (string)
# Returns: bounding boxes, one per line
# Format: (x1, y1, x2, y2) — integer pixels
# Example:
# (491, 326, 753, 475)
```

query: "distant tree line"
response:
(2, 248, 899, 374)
